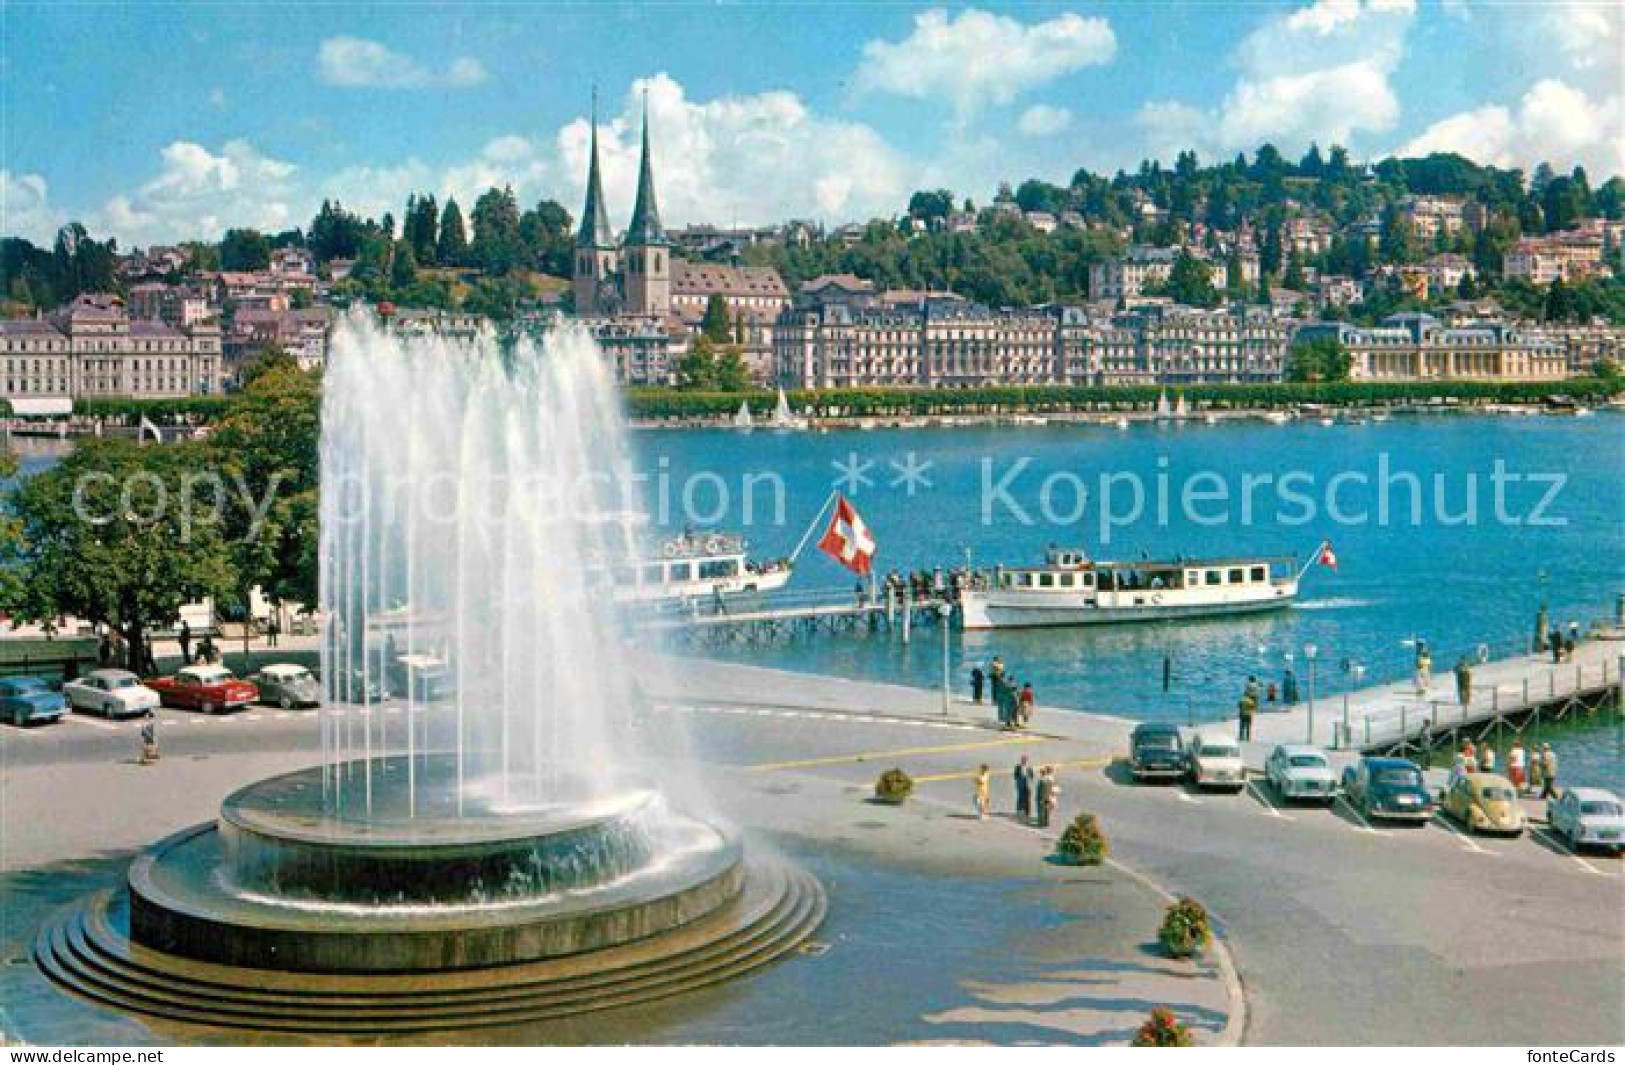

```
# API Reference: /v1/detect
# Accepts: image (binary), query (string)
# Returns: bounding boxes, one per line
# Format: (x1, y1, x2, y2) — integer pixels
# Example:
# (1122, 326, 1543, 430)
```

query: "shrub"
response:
(1158, 897, 1213, 958)
(1131, 1007, 1194, 1047)
(1055, 813, 1109, 865)
(873, 767, 914, 804)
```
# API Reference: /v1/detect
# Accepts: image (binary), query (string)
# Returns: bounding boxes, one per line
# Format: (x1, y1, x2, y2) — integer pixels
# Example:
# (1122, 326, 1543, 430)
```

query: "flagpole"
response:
(787, 488, 840, 566)
(1295, 539, 1331, 582)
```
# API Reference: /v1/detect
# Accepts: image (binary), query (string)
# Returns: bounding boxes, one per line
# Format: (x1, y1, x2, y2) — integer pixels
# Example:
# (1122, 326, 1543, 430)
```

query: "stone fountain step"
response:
(35, 860, 825, 1034)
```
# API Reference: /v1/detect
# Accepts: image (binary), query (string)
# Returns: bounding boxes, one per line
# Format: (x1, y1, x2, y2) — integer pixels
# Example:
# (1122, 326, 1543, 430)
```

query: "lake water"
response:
(631, 413, 1625, 790)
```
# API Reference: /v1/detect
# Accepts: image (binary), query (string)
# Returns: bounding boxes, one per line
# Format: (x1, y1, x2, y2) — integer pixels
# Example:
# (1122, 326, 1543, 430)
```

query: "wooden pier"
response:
(1250, 634, 1624, 756)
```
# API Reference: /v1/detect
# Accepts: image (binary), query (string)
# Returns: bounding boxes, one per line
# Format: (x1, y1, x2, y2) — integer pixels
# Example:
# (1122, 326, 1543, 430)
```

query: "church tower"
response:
(573, 95, 618, 316)
(621, 95, 670, 318)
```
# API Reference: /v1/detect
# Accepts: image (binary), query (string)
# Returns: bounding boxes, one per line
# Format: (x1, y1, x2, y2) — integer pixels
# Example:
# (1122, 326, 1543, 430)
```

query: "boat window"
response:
(641, 564, 666, 585)
(1082, 573, 1094, 587)
(699, 559, 739, 580)
(1251, 566, 1267, 582)
(1228, 568, 1245, 583)
(1019, 573, 1034, 587)
(1058, 573, 1074, 588)
(1186, 570, 1198, 584)
(669, 562, 694, 581)
(1204, 570, 1221, 586)
(1000, 573, 1013, 588)
(1039, 573, 1054, 588)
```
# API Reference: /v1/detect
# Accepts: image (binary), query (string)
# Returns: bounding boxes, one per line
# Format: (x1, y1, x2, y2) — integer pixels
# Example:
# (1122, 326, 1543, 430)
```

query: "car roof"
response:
(1275, 744, 1326, 757)
(261, 663, 309, 676)
(180, 665, 230, 677)
(1, 675, 49, 686)
(1364, 756, 1419, 769)
(1467, 773, 1515, 790)
(1132, 722, 1181, 735)
(1566, 786, 1620, 803)
(1194, 732, 1239, 746)
(86, 668, 137, 681)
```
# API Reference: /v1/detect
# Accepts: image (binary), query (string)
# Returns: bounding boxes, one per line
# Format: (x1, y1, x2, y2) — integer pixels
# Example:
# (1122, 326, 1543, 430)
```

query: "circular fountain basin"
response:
(128, 758, 745, 973)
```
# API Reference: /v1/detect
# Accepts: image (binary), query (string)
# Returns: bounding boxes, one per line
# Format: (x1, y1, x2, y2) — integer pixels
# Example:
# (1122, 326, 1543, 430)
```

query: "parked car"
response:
(252, 663, 321, 709)
(62, 669, 160, 719)
(1129, 723, 1187, 781)
(1265, 744, 1337, 803)
(1441, 773, 1526, 835)
(0, 676, 67, 726)
(1340, 756, 1432, 822)
(148, 665, 258, 714)
(1188, 731, 1246, 791)
(1547, 787, 1624, 853)
(388, 654, 453, 702)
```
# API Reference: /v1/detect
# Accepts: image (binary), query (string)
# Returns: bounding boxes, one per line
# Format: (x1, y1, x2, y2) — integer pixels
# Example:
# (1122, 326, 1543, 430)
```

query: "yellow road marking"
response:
(912, 755, 1112, 783)
(747, 735, 1044, 772)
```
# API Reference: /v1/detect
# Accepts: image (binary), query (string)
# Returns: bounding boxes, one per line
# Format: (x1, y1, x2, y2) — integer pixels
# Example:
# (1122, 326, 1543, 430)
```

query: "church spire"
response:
(576, 89, 614, 249)
(625, 89, 667, 247)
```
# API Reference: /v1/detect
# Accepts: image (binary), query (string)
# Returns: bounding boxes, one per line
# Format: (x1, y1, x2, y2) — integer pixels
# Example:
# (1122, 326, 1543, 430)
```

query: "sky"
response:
(3, 1, 1622, 248)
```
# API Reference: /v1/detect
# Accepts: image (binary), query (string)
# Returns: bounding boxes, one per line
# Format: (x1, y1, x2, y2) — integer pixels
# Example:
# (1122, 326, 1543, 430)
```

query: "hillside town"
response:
(3, 110, 1622, 405)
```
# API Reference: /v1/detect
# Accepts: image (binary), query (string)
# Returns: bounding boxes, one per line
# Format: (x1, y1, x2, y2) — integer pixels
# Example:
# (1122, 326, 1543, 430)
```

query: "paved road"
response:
(2, 663, 1621, 1046)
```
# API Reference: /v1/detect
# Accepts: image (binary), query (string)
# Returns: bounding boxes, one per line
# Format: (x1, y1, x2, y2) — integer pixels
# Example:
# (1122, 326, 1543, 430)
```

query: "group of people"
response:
(1547, 621, 1582, 663)
(970, 657, 1035, 730)
(1234, 672, 1300, 739)
(1449, 738, 1559, 800)
(976, 755, 1062, 827)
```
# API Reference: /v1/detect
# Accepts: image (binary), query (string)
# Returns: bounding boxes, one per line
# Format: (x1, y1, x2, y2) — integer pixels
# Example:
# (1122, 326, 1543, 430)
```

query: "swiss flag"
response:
(817, 495, 877, 576)
(1318, 541, 1338, 571)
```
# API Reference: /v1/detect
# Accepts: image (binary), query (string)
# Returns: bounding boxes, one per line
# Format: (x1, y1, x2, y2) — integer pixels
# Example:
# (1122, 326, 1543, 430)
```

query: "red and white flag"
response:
(817, 495, 877, 576)
(1317, 541, 1338, 571)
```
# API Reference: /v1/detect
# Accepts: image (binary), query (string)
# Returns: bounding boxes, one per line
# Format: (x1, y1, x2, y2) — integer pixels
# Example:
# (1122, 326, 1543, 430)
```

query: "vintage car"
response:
(1341, 756, 1432, 823)
(1441, 772, 1526, 835)
(388, 653, 453, 702)
(1265, 744, 1337, 804)
(1547, 787, 1623, 853)
(252, 663, 321, 709)
(1128, 722, 1188, 781)
(62, 669, 160, 719)
(1187, 731, 1246, 792)
(148, 665, 258, 714)
(0, 676, 67, 726)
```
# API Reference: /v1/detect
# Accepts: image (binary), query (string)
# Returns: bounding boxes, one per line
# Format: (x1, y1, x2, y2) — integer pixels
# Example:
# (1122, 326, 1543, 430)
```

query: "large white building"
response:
(0, 294, 223, 402)
(1298, 314, 1567, 381)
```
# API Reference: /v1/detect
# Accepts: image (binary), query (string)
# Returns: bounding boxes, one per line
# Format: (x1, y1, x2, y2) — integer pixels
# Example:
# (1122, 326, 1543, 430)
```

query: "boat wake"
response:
(1297, 597, 1375, 611)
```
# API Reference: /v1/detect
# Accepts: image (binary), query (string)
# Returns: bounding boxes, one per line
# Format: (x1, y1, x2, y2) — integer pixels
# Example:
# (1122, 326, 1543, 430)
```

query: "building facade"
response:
(1299, 314, 1567, 381)
(1089, 245, 1226, 301)
(0, 294, 223, 401)
(572, 99, 671, 319)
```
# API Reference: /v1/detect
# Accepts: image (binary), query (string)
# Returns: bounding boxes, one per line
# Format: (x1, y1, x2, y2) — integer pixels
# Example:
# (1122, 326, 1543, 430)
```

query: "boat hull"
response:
(960, 590, 1296, 630)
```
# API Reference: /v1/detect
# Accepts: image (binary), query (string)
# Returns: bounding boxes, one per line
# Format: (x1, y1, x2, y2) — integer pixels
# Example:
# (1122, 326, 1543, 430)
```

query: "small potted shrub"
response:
(1158, 897, 1212, 959)
(873, 767, 914, 804)
(1055, 813, 1109, 865)
(1131, 1007, 1193, 1047)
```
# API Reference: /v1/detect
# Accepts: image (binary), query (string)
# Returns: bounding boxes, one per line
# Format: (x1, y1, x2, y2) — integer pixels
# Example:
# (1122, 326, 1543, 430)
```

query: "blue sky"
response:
(4, 1, 1620, 246)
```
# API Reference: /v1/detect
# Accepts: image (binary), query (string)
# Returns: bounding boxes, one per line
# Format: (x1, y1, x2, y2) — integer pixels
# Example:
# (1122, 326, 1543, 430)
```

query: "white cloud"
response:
(317, 36, 488, 89)
(87, 139, 301, 245)
(1, 170, 62, 243)
(1399, 79, 1624, 177)
(1138, 0, 1415, 161)
(1017, 104, 1072, 137)
(855, 8, 1115, 118)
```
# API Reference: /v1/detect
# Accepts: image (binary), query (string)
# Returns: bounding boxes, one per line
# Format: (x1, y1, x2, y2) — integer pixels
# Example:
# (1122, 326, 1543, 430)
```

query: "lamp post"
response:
(937, 601, 953, 716)
(1304, 643, 1319, 745)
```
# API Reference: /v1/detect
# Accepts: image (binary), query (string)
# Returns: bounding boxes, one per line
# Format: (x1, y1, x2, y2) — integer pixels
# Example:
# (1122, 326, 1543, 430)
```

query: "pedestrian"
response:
(1000, 677, 1020, 730)
(1040, 767, 1061, 829)
(1244, 675, 1261, 705)
(266, 613, 280, 648)
(1018, 683, 1035, 728)
(990, 656, 1005, 686)
(1013, 756, 1034, 822)
(1539, 744, 1558, 801)
(1448, 752, 1468, 790)
(974, 765, 991, 819)
(1282, 669, 1299, 706)
(970, 666, 985, 705)
(1479, 743, 1496, 773)
(1562, 632, 1575, 662)
(177, 620, 192, 666)
(1454, 656, 1473, 707)
(1529, 746, 1544, 795)
(97, 631, 112, 667)
(1266, 682, 1277, 705)
(1461, 739, 1477, 773)
(1550, 629, 1563, 664)
(854, 579, 867, 608)
(1034, 769, 1052, 828)
(1508, 740, 1527, 792)
(139, 718, 159, 764)
(1567, 620, 1580, 646)
(1237, 691, 1256, 741)
(1414, 645, 1432, 695)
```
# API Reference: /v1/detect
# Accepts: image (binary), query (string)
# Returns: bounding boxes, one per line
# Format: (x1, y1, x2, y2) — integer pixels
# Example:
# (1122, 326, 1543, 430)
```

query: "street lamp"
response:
(937, 601, 953, 716)
(1304, 643, 1319, 745)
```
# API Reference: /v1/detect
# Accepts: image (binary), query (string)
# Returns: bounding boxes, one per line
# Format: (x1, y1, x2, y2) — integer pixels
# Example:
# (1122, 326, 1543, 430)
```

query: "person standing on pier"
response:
(1038, 767, 1060, 828)
(1014, 756, 1034, 822)
(1454, 656, 1473, 707)
(1237, 689, 1256, 741)
(1479, 744, 1496, 773)
(177, 620, 192, 666)
(970, 665, 985, 705)
(973, 765, 991, 819)
(1508, 740, 1528, 793)
(1018, 683, 1035, 729)
(1550, 628, 1564, 663)
(1539, 744, 1558, 801)
(1282, 668, 1299, 706)
(1414, 643, 1433, 695)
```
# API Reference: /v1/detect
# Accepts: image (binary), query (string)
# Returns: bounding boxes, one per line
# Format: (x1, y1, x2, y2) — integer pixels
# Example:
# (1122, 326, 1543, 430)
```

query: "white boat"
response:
(1319, 416, 1336, 427)
(769, 388, 808, 430)
(612, 530, 791, 605)
(1203, 413, 1218, 426)
(733, 401, 754, 429)
(1155, 390, 1172, 419)
(959, 546, 1307, 630)
(1114, 416, 1130, 430)
(1262, 411, 1292, 425)
(1174, 394, 1190, 419)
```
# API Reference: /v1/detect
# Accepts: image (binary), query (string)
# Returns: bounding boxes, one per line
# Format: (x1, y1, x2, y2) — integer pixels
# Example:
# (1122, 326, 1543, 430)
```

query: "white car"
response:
(62, 669, 160, 719)
(1548, 787, 1625, 854)
(1265, 744, 1337, 803)
(1188, 731, 1246, 791)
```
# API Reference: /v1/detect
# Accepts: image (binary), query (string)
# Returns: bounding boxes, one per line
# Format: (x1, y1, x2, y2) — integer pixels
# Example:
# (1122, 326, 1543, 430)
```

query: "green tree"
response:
(3, 440, 237, 671)
(519, 199, 573, 276)
(1285, 335, 1352, 382)
(700, 294, 733, 343)
(219, 228, 272, 271)
(712, 344, 751, 392)
(1166, 249, 1219, 307)
(470, 186, 524, 274)
(390, 239, 418, 289)
(437, 198, 469, 266)
(677, 335, 719, 390)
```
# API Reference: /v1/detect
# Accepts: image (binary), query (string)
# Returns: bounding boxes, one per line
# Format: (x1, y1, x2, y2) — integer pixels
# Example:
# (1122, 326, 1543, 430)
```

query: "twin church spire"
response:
(572, 90, 669, 318)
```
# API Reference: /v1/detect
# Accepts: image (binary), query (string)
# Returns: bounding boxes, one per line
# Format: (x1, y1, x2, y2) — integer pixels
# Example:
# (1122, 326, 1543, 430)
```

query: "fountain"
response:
(35, 315, 823, 1035)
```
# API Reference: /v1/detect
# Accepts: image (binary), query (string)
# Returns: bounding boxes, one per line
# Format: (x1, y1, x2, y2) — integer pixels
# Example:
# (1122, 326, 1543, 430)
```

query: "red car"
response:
(149, 665, 258, 713)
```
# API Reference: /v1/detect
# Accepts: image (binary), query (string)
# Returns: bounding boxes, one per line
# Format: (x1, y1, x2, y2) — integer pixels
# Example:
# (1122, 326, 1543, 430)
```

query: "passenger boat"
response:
(610, 530, 792, 605)
(959, 545, 1314, 630)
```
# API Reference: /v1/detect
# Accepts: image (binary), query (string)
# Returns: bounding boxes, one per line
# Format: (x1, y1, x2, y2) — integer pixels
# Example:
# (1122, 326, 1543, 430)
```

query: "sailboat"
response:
(733, 400, 754, 430)
(1174, 394, 1190, 419)
(769, 387, 808, 430)
(1155, 390, 1172, 419)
